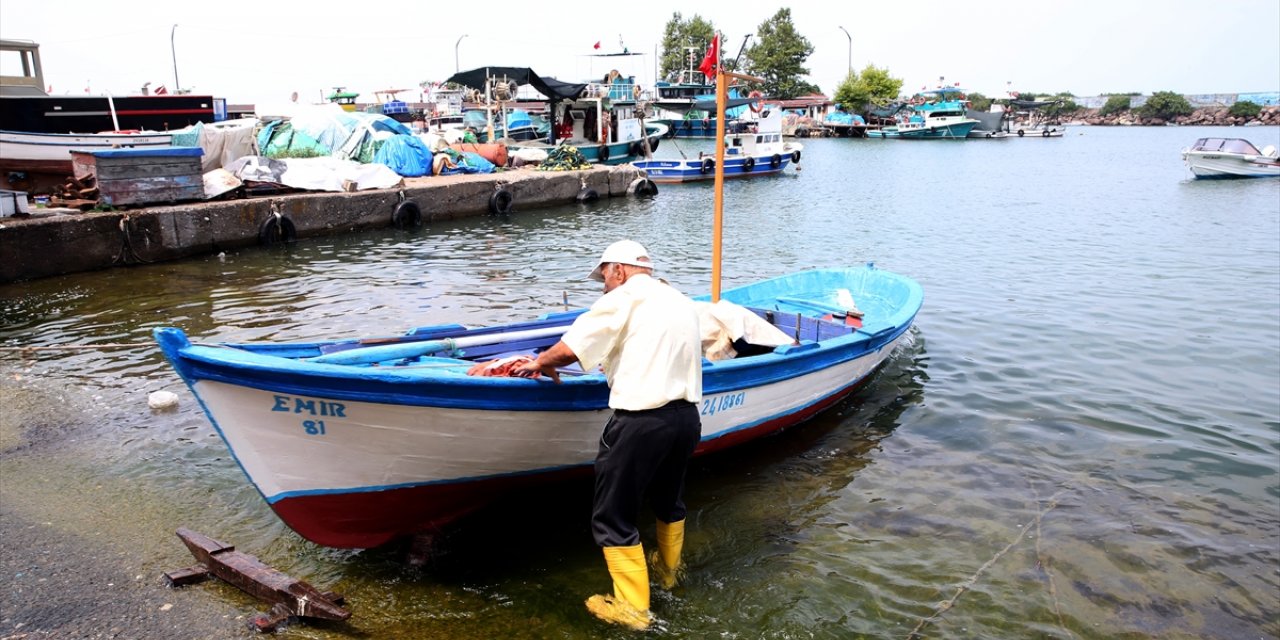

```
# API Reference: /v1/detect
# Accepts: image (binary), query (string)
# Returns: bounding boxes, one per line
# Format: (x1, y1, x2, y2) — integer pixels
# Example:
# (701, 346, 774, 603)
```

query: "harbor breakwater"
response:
(0, 165, 648, 283)
(1059, 105, 1280, 127)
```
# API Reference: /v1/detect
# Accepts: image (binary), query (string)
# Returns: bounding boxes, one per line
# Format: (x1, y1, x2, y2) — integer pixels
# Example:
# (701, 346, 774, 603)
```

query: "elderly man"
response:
(514, 239, 702, 630)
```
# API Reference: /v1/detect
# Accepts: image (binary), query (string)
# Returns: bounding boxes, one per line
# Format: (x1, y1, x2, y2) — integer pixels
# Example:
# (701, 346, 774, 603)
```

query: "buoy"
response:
(148, 390, 180, 410)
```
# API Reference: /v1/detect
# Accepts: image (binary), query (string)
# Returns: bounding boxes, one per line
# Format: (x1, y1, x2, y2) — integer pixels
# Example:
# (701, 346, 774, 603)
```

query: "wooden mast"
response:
(710, 39, 765, 302)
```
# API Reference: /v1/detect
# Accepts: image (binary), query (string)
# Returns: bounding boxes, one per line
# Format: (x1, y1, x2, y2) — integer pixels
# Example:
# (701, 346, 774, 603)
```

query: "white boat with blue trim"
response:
(155, 266, 922, 548)
(631, 107, 803, 183)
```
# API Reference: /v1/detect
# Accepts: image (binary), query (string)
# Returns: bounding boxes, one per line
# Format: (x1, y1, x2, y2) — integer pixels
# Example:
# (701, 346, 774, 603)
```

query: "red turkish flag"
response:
(593, 41, 601, 50)
(698, 34, 719, 81)
(154, 85, 168, 95)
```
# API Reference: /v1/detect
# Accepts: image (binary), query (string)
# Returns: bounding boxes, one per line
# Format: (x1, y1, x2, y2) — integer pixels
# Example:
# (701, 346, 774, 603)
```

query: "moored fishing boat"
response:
(0, 129, 174, 175)
(154, 267, 921, 548)
(446, 66, 665, 165)
(631, 107, 802, 183)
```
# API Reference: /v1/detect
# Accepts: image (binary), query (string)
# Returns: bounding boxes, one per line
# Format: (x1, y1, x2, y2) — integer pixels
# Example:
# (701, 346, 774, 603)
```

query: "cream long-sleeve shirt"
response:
(562, 273, 703, 410)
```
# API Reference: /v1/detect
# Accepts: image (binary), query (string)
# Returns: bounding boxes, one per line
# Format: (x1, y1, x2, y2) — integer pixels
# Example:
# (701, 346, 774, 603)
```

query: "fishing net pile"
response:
(536, 145, 593, 171)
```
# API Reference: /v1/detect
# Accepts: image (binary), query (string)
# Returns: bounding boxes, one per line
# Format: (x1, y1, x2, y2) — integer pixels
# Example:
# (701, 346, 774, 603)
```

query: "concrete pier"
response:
(0, 166, 650, 283)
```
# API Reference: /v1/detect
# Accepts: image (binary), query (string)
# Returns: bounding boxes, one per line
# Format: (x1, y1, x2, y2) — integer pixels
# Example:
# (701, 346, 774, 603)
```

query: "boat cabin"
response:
(551, 97, 642, 145)
(1188, 138, 1270, 155)
(0, 39, 46, 97)
(326, 88, 359, 112)
(725, 109, 787, 157)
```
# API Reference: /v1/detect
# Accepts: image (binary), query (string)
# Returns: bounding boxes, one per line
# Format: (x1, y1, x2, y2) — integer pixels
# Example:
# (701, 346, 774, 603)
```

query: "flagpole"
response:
(711, 35, 725, 302)
(709, 37, 765, 303)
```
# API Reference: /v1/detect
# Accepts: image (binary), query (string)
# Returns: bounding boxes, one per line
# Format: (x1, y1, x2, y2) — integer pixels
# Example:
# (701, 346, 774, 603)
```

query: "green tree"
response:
(658, 13, 716, 83)
(967, 92, 992, 112)
(1138, 91, 1193, 120)
(1228, 100, 1261, 118)
(744, 8, 819, 99)
(832, 65, 903, 113)
(1099, 95, 1133, 116)
(1040, 92, 1079, 119)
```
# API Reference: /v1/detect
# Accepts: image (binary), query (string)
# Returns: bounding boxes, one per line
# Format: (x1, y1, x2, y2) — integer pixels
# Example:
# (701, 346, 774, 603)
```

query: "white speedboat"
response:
(1182, 137, 1280, 179)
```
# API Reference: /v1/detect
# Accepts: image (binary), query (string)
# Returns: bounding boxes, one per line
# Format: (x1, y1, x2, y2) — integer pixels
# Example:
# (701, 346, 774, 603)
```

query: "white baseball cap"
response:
(588, 240, 653, 281)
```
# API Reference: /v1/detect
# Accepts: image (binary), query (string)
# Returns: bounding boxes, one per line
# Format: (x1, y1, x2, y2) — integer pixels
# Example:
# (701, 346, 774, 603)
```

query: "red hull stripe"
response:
(270, 375, 874, 548)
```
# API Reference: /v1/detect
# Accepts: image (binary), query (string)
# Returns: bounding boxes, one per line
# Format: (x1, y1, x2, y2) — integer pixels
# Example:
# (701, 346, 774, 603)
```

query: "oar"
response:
(307, 325, 568, 366)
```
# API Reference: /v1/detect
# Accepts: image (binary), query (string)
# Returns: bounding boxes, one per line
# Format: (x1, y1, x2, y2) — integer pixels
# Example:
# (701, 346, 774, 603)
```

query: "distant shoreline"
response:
(1043, 105, 1279, 127)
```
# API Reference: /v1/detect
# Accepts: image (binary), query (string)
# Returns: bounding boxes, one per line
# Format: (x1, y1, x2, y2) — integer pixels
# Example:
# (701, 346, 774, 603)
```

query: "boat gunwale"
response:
(155, 268, 923, 410)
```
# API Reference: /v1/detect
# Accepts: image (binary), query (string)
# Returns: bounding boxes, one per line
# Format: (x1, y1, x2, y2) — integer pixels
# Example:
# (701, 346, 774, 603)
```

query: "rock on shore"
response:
(1056, 105, 1280, 127)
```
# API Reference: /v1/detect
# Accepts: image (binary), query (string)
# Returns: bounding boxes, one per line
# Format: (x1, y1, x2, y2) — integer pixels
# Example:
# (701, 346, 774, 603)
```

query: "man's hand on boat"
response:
(512, 341, 580, 383)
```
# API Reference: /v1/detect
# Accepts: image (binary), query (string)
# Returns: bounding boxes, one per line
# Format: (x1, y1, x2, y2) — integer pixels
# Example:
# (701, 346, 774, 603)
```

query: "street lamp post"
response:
(838, 26, 851, 76)
(170, 24, 180, 93)
(455, 34, 468, 73)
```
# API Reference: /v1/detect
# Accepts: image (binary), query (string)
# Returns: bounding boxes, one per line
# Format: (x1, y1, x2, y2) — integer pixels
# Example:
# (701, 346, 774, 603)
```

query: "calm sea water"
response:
(1, 125, 1277, 639)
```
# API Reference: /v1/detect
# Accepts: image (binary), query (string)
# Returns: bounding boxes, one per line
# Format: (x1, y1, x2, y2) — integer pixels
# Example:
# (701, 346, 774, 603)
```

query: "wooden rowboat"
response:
(154, 266, 922, 548)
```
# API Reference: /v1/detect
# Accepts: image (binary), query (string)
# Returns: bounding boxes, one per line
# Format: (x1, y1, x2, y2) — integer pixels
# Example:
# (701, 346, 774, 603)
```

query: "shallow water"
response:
(1, 125, 1278, 639)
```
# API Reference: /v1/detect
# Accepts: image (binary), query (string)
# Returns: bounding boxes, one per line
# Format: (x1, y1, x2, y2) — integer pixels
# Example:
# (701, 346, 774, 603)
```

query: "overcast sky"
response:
(3, 0, 1277, 105)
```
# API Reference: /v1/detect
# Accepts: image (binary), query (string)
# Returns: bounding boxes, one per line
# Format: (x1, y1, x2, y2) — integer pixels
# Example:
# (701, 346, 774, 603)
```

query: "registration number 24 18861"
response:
(701, 392, 746, 416)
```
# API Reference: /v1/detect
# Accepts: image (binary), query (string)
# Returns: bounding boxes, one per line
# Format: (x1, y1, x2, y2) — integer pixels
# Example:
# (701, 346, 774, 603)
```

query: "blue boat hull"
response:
(632, 150, 798, 183)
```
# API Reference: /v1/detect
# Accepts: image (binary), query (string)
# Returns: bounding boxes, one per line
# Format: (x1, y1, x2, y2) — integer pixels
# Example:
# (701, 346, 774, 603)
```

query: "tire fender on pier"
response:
(627, 177, 658, 197)
(489, 189, 514, 214)
(258, 210, 297, 246)
(392, 200, 422, 229)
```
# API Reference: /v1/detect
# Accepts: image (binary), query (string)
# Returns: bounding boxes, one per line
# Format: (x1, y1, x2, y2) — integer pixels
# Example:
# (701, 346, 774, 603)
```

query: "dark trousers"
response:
(592, 400, 701, 547)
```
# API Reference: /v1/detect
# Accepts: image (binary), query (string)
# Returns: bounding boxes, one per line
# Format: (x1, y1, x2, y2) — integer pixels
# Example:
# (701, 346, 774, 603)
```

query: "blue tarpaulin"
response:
(373, 135, 433, 177)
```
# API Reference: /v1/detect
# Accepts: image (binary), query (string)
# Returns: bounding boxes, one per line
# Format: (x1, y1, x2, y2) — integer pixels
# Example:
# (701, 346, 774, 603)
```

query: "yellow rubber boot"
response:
(585, 544, 651, 630)
(650, 519, 685, 590)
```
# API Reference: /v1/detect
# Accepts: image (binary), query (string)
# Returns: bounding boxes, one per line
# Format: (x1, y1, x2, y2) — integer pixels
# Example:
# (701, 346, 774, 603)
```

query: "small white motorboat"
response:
(1182, 137, 1280, 179)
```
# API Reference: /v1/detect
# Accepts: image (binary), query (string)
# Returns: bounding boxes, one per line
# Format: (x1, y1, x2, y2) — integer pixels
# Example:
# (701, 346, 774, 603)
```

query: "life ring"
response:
(770, 154, 782, 169)
(791, 150, 801, 164)
(576, 187, 599, 203)
(488, 189, 514, 214)
(628, 177, 658, 197)
(392, 200, 422, 229)
(1017, 129, 1025, 137)
(258, 212, 297, 246)
(748, 90, 764, 113)
(742, 156, 756, 172)
(1042, 129, 1050, 138)
(598, 144, 611, 163)
(700, 158, 715, 174)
